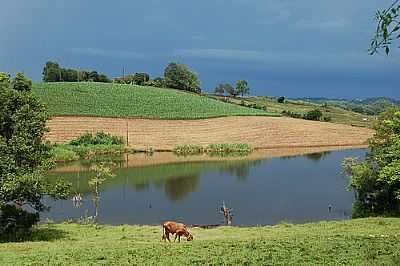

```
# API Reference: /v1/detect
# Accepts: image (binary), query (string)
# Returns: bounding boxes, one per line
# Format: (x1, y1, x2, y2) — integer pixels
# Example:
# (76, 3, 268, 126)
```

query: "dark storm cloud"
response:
(0, 0, 398, 98)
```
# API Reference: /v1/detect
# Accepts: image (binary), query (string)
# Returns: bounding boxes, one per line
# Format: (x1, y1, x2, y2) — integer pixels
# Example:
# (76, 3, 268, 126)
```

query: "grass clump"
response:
(174, 143, 253, 156)
(70, 132, 123, 146)
(51, 132, 125, 162)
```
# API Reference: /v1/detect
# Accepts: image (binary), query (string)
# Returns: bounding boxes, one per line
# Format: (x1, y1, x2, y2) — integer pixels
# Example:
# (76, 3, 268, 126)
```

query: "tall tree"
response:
(236, 80, 250, 97)
(0, 73, 70, 238)
(42, 61, 61, 82)
(164, 62, 201, 93)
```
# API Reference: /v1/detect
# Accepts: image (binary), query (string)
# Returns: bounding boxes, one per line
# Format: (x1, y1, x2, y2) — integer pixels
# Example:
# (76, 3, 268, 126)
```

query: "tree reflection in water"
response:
(164, 174, 200, 201)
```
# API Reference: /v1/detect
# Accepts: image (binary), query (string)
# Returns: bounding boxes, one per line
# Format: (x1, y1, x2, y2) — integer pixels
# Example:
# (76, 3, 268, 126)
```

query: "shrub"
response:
(277, 96, 285, 103)
(0, 205, 39, 242)
(70, 132, 123, 146)
(282, 110, 302, 119)
(303, 109, 323, 121)
(174, 144, 253, 156)
(323, 116, 332, 122)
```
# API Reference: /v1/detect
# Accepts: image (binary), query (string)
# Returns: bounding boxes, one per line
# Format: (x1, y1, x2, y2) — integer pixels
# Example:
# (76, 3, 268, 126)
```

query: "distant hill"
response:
(296, 97, 399, 115)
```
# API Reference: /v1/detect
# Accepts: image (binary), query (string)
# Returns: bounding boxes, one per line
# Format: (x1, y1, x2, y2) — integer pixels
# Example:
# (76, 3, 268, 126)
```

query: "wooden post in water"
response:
(220, 201, 233, 225)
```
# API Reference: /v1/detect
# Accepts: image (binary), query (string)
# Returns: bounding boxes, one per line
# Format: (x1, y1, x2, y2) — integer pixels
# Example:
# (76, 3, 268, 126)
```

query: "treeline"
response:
(114, 62, 201, 93)
(42, 62, 110, 83)
(43, 61, 202, 93)
(214, 80, 250, 97)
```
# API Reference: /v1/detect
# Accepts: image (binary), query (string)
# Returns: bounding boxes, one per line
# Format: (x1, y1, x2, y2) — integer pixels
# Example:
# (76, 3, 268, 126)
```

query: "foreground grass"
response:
(33, 82, 278, 119)
(1, 218, 400, 265)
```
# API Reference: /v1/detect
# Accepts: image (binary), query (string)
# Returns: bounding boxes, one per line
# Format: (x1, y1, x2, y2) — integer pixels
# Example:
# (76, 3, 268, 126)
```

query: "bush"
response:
(70, 132, 123, 146)
(277, 96, 285, 103)
(174, 144, 253, 156)
(282, 110, 302, 119)
(303, 109, 323, 121)
(0, 205, 39, 242)
(323, 116, 332, 122)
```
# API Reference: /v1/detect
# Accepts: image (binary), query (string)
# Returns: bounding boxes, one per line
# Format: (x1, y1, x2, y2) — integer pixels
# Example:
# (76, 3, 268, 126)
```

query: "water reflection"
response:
(44, 149, 365, 225)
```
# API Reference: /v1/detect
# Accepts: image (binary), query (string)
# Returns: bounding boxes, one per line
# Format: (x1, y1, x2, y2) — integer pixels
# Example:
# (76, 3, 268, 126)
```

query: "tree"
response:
(343, 108, 400, 217)
(0, 73, 70, 238)
(224, 83, 238, 97)
(42, 61, 61, 82)
(164, 62, 201, 93)
(236, 80, 250, 97)
(133, 73, 150, 85)
(277, 96, 285, 103)
(88, 163, 114, 222)
(214, 84, 225, 95)
(370, 1, 400, 55)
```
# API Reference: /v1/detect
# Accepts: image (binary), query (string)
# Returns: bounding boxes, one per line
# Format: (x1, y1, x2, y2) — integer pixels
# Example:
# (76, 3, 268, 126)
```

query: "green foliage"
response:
(370, 1, 400, 55)
(42, 61, 110, 83)
(277, 96, 285, 103)
(70, 132, 123, 146)
(0, 73, 70, 238)
(281, 110, 302, 119)
(33, 82, 275, 119)
(303, 109, 323, 121)
(89, 163, 114, 221)
(343, 108, 400, 217)
(12, 73, 32, 92)
(223, 83, 238, 97)
(164, 62, 201, 93)
(236, 80, 250, 96)
(132, 73, 150, 85)
(174, 144, 253, 156)
(0, 205, 39, 242)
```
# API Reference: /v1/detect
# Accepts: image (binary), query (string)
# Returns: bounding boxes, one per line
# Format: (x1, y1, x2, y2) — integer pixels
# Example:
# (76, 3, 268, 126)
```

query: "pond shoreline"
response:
(51, 144, 367, 173)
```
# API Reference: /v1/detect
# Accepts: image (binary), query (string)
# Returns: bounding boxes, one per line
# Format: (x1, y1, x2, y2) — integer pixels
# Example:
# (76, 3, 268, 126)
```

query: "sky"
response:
(1, 0, 399, 99)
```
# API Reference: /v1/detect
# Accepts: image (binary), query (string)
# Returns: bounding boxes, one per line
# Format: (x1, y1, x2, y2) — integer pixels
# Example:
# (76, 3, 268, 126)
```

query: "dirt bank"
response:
(46, 116, 375, 150)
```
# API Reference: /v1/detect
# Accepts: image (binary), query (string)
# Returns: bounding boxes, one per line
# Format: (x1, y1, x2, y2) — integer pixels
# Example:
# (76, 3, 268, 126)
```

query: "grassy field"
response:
(33, 83, 277, 119)
(1, 218, 400, 265)
(211, 95, 376, 127)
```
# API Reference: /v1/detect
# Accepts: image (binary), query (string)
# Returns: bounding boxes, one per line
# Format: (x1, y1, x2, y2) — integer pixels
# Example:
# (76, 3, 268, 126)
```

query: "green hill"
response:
(32, 83, 277, 119)
(210, 95, 376, 127)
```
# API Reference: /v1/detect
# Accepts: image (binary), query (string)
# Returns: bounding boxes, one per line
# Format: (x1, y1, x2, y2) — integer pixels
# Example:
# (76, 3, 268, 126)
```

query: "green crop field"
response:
(1, 218, 400, 265)
(32, 83, 277, 119)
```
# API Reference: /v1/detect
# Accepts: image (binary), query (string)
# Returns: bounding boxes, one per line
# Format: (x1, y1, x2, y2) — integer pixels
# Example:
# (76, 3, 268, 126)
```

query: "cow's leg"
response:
(174, 233, 178, 242)
(166, 232, 171, 242)
(178, 234, 181, 242)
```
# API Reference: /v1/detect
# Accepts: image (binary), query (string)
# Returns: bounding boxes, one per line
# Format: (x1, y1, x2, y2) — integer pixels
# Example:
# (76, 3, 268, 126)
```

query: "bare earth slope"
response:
(46, 116, 374, 150)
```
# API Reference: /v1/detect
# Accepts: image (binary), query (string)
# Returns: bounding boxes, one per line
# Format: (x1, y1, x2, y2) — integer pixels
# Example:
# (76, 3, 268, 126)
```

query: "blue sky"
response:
(0, 0, 398, 98)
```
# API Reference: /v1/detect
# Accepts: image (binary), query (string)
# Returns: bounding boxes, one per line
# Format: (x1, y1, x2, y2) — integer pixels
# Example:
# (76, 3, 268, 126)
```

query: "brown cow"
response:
(162, 221, 193, 242)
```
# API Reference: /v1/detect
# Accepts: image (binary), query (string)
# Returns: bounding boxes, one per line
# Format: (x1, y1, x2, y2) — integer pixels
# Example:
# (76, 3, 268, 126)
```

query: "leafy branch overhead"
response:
(370, 0, 400, 55)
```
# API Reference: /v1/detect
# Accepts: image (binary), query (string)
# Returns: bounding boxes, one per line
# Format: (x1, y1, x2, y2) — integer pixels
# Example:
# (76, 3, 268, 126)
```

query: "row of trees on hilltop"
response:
(43, 61, 110, 83)
(214, 80, 250, 97)
(113, 62, 201, 93)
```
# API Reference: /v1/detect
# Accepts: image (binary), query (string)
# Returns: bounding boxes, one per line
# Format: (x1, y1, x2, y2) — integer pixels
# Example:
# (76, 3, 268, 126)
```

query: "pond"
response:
(43, 148, 366, 226)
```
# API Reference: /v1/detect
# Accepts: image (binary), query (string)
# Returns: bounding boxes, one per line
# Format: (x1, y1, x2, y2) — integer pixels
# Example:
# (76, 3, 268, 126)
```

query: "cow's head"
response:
(186, 232, 194, 241)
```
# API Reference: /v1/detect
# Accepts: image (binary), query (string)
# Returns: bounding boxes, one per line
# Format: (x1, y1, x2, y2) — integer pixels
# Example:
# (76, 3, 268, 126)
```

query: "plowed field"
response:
(46, 116, 374, 150)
